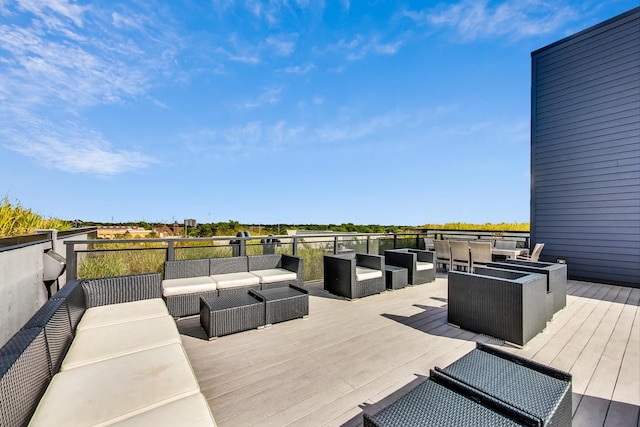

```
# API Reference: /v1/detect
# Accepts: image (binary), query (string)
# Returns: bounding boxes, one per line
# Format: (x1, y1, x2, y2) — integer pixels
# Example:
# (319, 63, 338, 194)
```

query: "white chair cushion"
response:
(162, 276, 217, 297)
(250, 268, 297, 284)
(416, 261, 434, 271)
(61, 316, 181, 371)
(77, 299, 169, 331)
(355, 266, 383, 281)
(211, 272, 260, 289)
(30, 343, 200, 426)
(109, 393, 217, 426)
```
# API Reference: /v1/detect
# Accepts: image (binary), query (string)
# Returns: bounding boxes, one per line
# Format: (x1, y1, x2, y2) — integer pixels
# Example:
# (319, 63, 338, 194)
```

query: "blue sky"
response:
(1, 0, 637, 226)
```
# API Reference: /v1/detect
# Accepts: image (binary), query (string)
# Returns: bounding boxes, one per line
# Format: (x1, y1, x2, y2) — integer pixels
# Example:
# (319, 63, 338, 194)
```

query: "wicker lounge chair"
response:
(323, 253, 385, 299)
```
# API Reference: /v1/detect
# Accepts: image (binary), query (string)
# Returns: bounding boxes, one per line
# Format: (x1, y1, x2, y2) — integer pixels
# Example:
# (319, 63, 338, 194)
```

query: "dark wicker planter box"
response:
(448, 269, 548, 346)
(489, 260, 567, 318)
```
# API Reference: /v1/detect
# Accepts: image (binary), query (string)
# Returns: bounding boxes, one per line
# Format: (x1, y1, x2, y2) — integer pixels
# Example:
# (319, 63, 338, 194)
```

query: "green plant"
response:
(0, 196, 71, 237)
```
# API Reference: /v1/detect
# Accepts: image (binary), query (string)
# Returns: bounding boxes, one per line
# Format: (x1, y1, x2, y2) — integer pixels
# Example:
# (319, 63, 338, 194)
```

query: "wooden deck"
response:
(177, 276, 640, 427)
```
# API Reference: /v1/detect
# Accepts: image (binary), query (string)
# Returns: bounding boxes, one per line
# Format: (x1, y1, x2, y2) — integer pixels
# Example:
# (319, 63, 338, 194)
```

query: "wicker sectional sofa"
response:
(0, 274, 216, 427)
(162, 254, 304, 317)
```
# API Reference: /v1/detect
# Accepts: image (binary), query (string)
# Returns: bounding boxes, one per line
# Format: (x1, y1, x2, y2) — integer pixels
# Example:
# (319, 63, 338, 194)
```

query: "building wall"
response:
(0, 242, 49, 347)
(531, 7, 640, 287)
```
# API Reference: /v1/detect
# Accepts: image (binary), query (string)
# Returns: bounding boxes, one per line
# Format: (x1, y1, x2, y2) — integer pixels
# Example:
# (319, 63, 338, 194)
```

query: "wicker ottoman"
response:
(250, 285, 308, 326)
(384, 265, 408, 290)
(200, 294, 265, 340)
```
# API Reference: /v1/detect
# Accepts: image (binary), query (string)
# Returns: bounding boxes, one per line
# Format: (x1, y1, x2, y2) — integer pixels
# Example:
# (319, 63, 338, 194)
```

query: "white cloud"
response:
(17, 0, 88, 27)
(0, 1, 177, 175)
(237, 86, 283, 109)
(330, 34, 404, 61)
(2, 111, 157, 175)
(405, 0, 576, 41)
(280, 63, 315, 74)
(266, 35, 296, 56)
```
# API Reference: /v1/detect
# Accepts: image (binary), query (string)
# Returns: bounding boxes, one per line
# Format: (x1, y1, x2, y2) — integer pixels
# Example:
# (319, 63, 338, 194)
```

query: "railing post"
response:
(166, 241, 175, 261)
(366, 236, 370, 254)
(240, 239, 246, 256)
(292, 236, 298, 256)
(393, 234, 398, 249)
(334, 236, 339, 254)
(415, 234, 420, 249)
(65, 242, 77, 281)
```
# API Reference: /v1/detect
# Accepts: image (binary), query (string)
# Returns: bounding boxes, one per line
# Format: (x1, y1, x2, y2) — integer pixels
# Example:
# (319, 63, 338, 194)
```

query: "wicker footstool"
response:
(250, 285, 308, 326)
(384, 266, 408, 290)
(200, 294, 265, 340)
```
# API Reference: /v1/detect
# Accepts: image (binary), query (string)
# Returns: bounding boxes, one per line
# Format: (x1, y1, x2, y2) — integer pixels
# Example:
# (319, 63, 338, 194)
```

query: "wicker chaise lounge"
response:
(364, 342, 572, 426)
(323, 252, 385, 299)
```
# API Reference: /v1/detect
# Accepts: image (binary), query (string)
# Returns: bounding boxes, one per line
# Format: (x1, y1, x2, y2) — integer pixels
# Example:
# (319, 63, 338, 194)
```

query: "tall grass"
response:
(0, 196, 71, 237)
(422, 222, 530, 231)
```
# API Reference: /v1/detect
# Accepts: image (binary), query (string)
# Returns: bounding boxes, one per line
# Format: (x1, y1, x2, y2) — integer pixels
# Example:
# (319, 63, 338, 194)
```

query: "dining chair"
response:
(433, 240, 451, 271)
(518, 243, 545, 262)
(449, 240, 470, 272)
(423, 237, 435, 251)
(494, 239, 517, 250)
(469, 241, 492, 272)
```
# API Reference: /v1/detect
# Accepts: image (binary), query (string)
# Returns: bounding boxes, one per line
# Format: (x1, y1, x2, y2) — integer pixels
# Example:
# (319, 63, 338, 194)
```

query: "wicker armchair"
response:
(323, 253, 385, 299)
(385, 249, 436, 285)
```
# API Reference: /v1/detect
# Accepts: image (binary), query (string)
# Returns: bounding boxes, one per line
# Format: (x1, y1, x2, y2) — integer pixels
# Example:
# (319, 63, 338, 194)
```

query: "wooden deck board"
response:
(178, 276, 640, 427)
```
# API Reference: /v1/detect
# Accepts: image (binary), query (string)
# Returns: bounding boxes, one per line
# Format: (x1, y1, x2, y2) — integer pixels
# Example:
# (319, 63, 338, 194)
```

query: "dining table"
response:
(491, 247, 529, 260)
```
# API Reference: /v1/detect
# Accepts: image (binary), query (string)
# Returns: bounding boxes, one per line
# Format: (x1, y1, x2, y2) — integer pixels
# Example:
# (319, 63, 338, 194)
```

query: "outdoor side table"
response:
(384, 265, 408, 290)
(250, 285, 308, 326)
(200, 293, 265, 340)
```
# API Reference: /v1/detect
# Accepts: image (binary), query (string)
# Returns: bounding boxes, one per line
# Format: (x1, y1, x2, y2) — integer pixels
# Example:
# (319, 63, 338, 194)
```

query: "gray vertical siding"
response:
(531, 7, 640, 287)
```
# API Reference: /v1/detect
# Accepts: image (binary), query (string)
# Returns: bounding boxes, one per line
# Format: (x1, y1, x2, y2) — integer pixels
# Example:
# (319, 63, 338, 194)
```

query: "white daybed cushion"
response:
(109, 393, 217, 427)
(61, 316, 181, 371)
(162, 276, 217, 297)
(416, 261, 434, 271)
(355, 266, 383, 282)
(250, 268, 297, 284)
(211, 272, 260, 289)
(29, 343, 200, 426)
(77, 298, 169, 332)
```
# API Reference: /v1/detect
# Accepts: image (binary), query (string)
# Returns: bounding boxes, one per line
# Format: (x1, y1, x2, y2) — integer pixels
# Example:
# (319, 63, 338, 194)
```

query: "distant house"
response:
(530, 7, 640, 287)
(97, 226, 152, 239)
(154, 225, 175, 238)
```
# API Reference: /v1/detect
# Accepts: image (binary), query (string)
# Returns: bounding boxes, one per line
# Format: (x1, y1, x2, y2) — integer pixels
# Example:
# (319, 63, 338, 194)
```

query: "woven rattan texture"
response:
(23, 298, 73, 375)
(252, 286, 309, 324)
(82, 273, 162, 307)
(51, 280, 86, 330)
(164, 259, 210, 280)
(165, 290, 218, 317)
(0, 328, 51, 427)
(363, 377, 532, 427)
(247, 254, 281, 270)
(442, 348, 572, 426)
(200, 294, 265, 338)
(210, 257, 248, 274)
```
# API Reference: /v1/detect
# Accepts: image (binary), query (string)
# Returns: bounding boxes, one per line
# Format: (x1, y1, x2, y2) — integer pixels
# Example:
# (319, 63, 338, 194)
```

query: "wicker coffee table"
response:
(250, 285, 308, 326)
(200, 293, 265, 340)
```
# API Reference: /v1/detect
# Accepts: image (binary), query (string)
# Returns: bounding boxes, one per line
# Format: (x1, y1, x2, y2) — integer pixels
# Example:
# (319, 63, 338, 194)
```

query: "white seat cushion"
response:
(211, 272, 260, 289)
(250, 268, 297, 284)
(355, 266, 383, 282)
(61, 316, 181, 371)
(416, 261, 434, 271)
(77, 299, 169, 331)
(30, 343, 200, 426)
(109, 393, 217, 426)
(162, 276, 217, 297)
